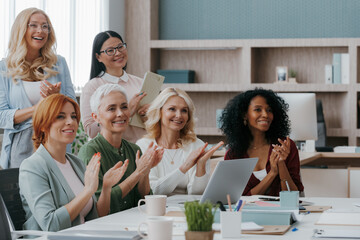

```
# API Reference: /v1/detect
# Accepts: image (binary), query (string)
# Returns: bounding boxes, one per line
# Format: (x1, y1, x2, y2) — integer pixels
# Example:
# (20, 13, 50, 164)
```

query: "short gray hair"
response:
(90, 84, 128, 114)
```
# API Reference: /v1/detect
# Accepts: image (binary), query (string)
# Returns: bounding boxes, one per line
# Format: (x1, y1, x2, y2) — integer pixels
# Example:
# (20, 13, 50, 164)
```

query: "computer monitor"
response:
(278, 93, 318, 141)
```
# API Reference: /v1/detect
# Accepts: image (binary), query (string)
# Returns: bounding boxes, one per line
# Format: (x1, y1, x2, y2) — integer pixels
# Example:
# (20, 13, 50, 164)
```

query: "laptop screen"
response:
(200, 158, 258, 204)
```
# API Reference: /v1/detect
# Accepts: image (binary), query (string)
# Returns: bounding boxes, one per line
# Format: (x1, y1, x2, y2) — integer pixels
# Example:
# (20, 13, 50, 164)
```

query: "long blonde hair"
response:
(144, 87, 197, 147)
(6, 8, 58, 82)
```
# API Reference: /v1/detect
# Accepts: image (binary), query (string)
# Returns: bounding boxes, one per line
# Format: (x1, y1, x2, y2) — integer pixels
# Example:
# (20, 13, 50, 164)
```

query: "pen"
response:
(285, 180, 290, 191)
(235, 200, 242, 212)
(217, 201, 226, 211)
(227, 194, 232, 212)
(239, 200, 246, 211)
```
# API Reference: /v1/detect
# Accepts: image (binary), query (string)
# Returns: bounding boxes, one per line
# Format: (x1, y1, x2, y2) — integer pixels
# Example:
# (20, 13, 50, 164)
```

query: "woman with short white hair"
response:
(78, 84, 164, 213)
(136, 87, 223, 195)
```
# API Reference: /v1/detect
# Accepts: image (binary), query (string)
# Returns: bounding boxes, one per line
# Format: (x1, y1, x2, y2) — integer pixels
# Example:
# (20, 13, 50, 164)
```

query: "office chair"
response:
(0, 194, 13, 240)
(0, 168, 26, 231)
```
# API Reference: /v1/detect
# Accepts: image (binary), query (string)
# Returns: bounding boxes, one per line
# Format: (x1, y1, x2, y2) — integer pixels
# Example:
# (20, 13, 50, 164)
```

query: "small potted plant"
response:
(184, 201, 217, 240)
(289, 69, 297, 83)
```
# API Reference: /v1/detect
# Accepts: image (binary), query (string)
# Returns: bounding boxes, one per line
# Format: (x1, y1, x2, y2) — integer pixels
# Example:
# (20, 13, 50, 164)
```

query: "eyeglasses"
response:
(99, 43, 127, 56)
(28, 23, 51, 33)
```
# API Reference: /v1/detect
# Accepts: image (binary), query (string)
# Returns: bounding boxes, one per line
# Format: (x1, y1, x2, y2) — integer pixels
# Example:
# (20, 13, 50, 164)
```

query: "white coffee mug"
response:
(138, 217, 173, 240)
(138, 195, 167, 216)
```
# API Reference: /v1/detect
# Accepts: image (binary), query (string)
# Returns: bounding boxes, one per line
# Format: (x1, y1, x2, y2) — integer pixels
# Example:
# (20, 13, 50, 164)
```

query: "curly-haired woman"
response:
(220, 88, 304, 196)
(0, 8, 76, 169)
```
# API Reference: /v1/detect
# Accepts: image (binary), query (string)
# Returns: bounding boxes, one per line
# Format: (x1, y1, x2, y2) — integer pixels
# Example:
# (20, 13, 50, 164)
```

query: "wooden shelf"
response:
(251, 84, 349, 93)
(125, 2, 359, 145)
(328, 128, 349, 137)
(150, 38, 357, 49)
(195, 127, 223, 136)
(194, 127, 349, 138)
(150, 39, 243, 49)
(162, 83, 349, 93)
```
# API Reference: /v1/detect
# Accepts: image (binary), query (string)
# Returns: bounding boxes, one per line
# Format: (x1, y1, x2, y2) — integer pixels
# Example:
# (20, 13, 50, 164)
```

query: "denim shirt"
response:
(0, 55, 76, 169)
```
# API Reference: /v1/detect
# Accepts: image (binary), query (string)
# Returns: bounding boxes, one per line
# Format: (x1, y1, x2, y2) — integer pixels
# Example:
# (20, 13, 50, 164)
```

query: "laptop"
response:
(200, 158, 258, 204)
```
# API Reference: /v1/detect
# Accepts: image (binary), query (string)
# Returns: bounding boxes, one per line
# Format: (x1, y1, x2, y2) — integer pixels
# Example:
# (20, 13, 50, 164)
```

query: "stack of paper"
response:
(333, 146, 360, 153)
(316, 211, 360, 226)
(313, 229, 360, 238)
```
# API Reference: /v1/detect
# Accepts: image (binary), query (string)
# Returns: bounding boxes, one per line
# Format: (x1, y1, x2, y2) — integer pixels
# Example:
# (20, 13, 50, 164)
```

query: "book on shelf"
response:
(332, 53, 349, 84)
(324, 65, 332, 84)
(341, 53, 349, 84)
(332, 53, 341, 84)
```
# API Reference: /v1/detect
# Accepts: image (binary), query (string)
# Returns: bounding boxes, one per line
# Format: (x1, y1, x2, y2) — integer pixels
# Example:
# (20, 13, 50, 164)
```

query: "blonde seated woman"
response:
(19, 94, 127, 231)
(136, 88, 224, 196)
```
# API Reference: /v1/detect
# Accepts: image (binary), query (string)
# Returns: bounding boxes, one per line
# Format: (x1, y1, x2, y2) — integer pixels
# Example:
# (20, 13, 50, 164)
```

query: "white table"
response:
(53, 195, 360, 240)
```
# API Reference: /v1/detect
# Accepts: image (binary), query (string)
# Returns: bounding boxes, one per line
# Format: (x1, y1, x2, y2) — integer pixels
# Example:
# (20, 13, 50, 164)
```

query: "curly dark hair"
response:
(220, 88, 291, 157)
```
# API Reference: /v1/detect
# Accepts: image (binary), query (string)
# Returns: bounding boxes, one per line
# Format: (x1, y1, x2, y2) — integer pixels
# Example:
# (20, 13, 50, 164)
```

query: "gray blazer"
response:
(19, 144, 98, 231)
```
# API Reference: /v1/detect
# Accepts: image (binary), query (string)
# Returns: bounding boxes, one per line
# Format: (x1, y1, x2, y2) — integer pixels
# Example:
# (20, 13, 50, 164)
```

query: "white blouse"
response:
(253, 168, 267, 181)
(22, 81, 42, 105)
(136, 137, 210, 196)
(55, 158, 93, 224)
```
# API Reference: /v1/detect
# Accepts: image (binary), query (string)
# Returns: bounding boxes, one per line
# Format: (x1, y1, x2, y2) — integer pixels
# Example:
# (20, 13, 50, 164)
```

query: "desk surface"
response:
(213, 150, 360, 167)
(299, 152, 360, 166)
(57, 195, 360, 240)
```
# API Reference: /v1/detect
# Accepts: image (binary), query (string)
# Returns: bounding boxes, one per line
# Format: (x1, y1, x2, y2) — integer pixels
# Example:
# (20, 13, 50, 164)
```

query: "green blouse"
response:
(78, 133, 146, 213)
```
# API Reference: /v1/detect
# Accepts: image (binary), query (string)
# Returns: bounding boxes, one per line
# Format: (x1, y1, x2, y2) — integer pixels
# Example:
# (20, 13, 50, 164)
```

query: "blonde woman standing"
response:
(0, 8, 76, 169)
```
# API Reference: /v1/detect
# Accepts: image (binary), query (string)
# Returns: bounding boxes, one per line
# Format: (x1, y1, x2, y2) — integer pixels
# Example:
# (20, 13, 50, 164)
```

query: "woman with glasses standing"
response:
(81, 31, 147, 143)
(0, 8, 76, 169)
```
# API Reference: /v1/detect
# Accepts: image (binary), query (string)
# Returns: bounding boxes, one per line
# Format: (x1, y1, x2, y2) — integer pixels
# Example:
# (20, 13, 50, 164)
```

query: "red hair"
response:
(32, 94, 80, 149)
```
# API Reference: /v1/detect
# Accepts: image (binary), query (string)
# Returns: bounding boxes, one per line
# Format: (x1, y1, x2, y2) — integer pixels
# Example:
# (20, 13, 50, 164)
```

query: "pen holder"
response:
(220, 211, 242, 238)
(280, 191, 299, 209)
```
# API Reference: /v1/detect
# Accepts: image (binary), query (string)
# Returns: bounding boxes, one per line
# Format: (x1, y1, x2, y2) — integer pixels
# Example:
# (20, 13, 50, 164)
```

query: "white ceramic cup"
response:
(138, 195, 167, 216)
(137, 216, 173, 240)
(220, 211, 242, 238)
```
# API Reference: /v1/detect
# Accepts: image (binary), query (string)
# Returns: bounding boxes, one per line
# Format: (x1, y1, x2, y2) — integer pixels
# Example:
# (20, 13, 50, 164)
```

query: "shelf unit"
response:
(125, 0, 360, 146)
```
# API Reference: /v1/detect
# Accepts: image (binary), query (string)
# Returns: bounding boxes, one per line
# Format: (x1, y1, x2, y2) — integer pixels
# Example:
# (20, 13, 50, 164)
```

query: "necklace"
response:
(250, 143, 268, 150)
(167, 149, 178, 165)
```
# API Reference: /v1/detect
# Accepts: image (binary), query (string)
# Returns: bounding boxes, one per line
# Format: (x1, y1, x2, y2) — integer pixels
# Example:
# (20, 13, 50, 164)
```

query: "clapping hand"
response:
(103, 159, 129, 190)
(269, 150, 280, 176)
(84, 152, 101, 194)
(197, 141, 224, 165)
(135, 142, 164, 176)
(40, 80, 61, 98)
(179, 143, 208, 174)
(272, 136, 290, 161)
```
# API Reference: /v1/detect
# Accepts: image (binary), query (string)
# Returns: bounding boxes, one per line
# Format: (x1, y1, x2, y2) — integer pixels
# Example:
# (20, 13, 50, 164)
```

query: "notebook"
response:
(129, 71, 164, 128)
(47, 230, 141, 240)
(200, 158, 258, 204)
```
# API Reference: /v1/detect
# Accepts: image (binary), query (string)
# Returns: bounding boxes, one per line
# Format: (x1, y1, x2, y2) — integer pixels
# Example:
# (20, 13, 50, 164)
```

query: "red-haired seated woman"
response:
(19, 94, 127, 231)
